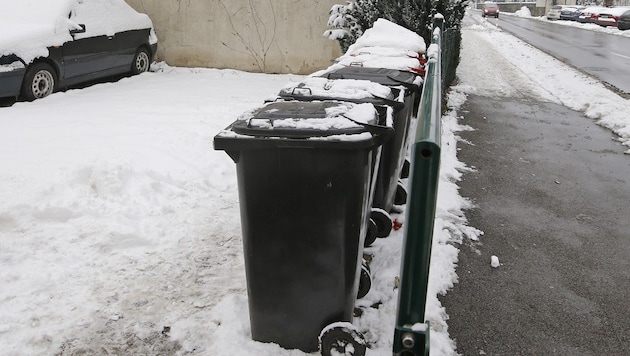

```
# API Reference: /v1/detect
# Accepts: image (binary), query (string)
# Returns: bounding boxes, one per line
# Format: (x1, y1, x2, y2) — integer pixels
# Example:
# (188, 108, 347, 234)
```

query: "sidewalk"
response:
(441, 94, 630, 355)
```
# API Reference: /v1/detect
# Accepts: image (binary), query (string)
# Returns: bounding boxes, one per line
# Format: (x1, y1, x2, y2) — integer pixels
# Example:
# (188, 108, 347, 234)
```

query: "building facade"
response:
(125, 0, 343, 74)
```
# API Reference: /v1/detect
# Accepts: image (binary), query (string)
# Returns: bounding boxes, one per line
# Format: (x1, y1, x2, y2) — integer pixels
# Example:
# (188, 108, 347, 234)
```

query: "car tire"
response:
(131, 47, 150, 75)
(21, 62, 56, 101)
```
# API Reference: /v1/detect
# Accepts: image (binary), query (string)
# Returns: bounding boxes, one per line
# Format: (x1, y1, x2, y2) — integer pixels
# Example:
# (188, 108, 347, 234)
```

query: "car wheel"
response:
(131, 47, 150, 75)
(21, 62, 56, 101)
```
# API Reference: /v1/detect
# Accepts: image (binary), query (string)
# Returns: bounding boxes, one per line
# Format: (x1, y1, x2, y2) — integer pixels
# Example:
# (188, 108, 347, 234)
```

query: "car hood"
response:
(0, 0, 156, 65)
(0, 0, 76, 63)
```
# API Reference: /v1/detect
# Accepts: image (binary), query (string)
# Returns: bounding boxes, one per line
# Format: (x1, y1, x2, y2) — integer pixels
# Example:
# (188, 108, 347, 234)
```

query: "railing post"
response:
(392, 15, 443, 356)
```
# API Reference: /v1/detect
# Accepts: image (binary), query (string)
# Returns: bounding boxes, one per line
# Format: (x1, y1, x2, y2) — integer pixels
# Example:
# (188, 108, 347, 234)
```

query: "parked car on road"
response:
(617, 9, 630, 30)
(577, 6, 606, 23)
(594, 7, 630, 27)
(547, 5, 566, 20)
(482, 2, 500, 18)
(0, 0, 158, 101)
(560, 6, 586, 21)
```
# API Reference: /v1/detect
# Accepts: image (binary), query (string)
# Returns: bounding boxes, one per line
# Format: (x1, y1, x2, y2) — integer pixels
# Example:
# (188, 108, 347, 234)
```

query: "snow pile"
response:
(326, 18, 427, 73)
(491, 256, 500, 268)
(514, 6, 532, 17)
(348, 18, 427, 54)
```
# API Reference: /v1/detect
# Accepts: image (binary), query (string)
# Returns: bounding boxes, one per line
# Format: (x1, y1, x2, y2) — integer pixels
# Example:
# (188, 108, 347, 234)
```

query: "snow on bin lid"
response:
(319, 67, 423, 91)
(230, 101, 380, 139)
(347, 46, 422, 58)
(345, 19, 426, 55)
(278, 77, 395, 102)
(332, 54, 423, 74)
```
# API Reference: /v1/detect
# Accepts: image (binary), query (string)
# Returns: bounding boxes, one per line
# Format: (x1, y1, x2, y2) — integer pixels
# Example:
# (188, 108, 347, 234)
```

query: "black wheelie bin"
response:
(277, 71, 420, 241)
(213, 100, 392, 353)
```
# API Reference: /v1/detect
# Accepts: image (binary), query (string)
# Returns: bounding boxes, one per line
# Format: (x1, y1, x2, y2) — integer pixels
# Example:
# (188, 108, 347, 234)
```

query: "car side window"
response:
(69, 1, 114, 39)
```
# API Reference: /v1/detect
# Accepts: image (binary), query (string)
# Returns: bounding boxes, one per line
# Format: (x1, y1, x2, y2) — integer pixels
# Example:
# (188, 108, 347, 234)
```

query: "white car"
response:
(547, 5, 566, 20)
(0, 0, 158, 101)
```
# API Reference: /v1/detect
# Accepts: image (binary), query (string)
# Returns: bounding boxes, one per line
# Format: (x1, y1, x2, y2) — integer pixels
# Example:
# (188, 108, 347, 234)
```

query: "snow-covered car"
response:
(560, 6, 585, 21)
(577, 6, 606, 23)
(0, 0, 158, 101)
(547, 5, 566, 20)
(594, 7, 630, 27)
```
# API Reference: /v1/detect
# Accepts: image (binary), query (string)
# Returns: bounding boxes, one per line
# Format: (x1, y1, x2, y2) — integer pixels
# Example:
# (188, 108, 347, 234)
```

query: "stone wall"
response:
(125, 0, 343, 74)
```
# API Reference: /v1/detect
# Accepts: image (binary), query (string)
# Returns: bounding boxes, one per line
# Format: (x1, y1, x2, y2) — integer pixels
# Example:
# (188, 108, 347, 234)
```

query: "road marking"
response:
(611, 52, 630, 60)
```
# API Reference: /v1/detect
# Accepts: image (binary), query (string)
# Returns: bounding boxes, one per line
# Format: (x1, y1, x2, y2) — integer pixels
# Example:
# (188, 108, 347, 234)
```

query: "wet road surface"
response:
(441, 95, 630, 355)
(484, 15, 630, 95)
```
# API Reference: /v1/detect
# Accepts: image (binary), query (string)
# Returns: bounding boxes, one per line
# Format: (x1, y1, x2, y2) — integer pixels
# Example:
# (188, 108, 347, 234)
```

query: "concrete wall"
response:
(125, 0, 343, 74)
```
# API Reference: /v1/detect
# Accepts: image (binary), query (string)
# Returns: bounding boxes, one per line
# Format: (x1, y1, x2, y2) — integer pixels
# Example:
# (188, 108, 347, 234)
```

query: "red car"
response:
(482, 2, 500, 18)
(577, 6, 606, 23)
(594, 7, 630, 27)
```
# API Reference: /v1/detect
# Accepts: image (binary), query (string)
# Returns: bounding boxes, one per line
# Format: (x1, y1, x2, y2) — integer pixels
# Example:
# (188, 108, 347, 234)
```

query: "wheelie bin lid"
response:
(277, 77, 405, 110)
(214, 101, 394, 152)
(319, 67, 422, 93)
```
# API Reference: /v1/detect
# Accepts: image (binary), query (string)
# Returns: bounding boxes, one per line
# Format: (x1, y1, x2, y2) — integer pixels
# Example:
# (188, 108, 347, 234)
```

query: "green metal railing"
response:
(392, 15, 443, 356)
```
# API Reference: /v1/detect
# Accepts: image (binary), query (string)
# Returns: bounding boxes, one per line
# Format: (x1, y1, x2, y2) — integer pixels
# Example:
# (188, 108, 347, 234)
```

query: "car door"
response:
(61, 2, 115, 83)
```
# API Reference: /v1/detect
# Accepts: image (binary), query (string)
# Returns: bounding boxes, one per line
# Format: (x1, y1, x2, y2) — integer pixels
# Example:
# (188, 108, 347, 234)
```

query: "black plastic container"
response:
(279, 70, 421, 238)
(213, 101, 391, 352)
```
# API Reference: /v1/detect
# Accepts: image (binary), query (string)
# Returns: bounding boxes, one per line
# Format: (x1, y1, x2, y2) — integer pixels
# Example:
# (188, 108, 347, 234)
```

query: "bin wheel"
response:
(394, 181, 408, 206)
(361, 258, 371, 273)
(400, 159, 410, 179)
(319, 322, 367, 356)
(357, 263, 371, 299)
(371, 209, 392, 238)
(364, 218, 378, 247)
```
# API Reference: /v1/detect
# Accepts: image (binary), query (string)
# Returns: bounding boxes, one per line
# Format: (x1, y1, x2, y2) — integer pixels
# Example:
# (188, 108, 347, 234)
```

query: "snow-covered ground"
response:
(1, 9, 629, 356)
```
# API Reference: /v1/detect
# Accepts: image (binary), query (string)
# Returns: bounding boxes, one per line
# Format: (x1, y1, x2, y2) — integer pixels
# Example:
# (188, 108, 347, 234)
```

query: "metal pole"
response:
(392, 16, 443, 356)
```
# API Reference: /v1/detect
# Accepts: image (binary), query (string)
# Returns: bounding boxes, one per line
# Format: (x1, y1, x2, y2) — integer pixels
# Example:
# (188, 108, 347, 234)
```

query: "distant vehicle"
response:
(547, 5, 566, 20)
(482, 2, 500, 18)
(560, 6, 586, 21)
(577, 6, 606, 23)
(594, 7, 630, 27)
(617, 9, 630, 30)
(0, 0, 158, 101)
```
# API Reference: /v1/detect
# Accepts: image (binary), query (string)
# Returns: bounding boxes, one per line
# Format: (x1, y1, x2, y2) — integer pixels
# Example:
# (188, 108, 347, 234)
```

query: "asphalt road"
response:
(484, 14, 630, 95)
(440, 95, 630, 355)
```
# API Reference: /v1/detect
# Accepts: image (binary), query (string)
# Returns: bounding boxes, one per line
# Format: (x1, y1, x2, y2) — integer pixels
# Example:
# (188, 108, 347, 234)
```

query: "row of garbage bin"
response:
(214, 26, 425, 354)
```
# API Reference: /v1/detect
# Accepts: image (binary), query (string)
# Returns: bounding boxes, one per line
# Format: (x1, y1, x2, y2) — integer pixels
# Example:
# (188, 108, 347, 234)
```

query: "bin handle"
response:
(246, 118, 272, 128)
(386, 74, 422, 94)
(342, 114, 395, 145)
(291, 86, 312, 96)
